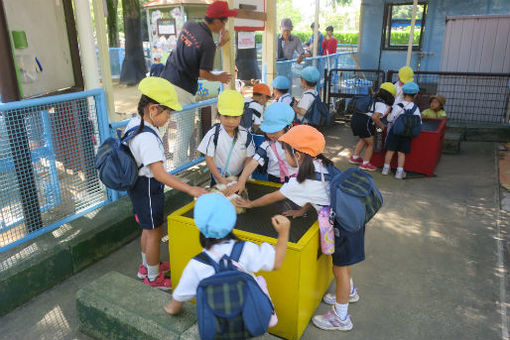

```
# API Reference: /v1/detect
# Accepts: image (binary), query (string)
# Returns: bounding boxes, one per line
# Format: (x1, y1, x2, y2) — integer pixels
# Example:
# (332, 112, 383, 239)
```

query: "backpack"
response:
(346, 95, 374, 116)
(302, 93, 331, 127)
(212, 123, 253, 150)
(240, 100, 262, 130)
(392, 103, 421, 138)
(94, 125, 161, 191)
(311, 165, 383, 233)
(194, 242, 274, 340)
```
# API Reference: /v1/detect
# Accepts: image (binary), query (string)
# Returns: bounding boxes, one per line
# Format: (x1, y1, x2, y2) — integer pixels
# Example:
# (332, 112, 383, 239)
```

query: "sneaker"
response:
(395, 170, 407, 179)
(359, 162, 377, 172)
(348, 156, 363, 165)
(312, 307, 353, 331)
(381, 166, 390, 175)
(144, 272, 172, 290)
(137, 261, 170, 279)
(322, 288, 360, 305)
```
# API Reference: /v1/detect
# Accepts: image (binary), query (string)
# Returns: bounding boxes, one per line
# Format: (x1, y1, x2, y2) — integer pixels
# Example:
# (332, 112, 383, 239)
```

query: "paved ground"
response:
(1, 123, 508, 340)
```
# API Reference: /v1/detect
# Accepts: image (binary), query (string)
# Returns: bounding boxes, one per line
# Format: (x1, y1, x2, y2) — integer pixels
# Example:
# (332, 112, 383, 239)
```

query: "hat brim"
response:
(260, 123, 284, 133)
(165, 101, 182, 111)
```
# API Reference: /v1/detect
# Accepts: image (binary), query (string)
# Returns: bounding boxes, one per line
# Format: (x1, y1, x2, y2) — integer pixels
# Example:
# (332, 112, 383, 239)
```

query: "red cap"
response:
(206, 1, 238, 19)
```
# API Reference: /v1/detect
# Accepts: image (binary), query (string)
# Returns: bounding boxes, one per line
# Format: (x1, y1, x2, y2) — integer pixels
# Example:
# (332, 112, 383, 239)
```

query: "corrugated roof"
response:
(143, 0, 213, 8)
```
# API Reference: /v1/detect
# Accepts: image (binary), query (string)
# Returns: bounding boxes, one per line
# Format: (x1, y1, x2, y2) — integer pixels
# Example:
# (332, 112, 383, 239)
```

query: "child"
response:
(394, 66, 414, 104)
(243, 83, 272, 132)
(164, 193, 290, 317)
(126, 77, 208, 289)
(149, 53, 164, 77)
(293, 66, 320, 124)
(271, 75, 294, 106)
(225, 102, 297, 196)
(422, 95, 447, 119)
(321, 26, 338, 55)
(236, 125, 364, 331)
(349, 82, 396, 171)
(198, 90, 256, 186)
(382, 81, 422, 179)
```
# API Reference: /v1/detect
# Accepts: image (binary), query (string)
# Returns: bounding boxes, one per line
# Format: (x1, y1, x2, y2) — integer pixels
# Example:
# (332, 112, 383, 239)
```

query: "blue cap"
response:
(300, 66, 320, 83)
(271, 76, 291, 90)
(402, 81, 419, 94)
(260, 102, 295, 133)
(194, 193, 237, 239)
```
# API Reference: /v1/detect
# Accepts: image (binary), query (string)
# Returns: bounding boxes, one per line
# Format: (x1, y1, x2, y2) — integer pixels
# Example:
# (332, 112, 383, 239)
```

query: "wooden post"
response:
(312, 0, 320, 57)
(262, 0, 276, 85)
(222, 0, 236, 90)
(406, 0, 418, 67)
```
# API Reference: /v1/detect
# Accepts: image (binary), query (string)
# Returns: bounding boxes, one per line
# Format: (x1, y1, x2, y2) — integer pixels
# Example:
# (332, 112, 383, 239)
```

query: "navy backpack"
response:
(392, 103, 422, 138)
(94, 125, 161, 191)
(302, 93, 331, 127)
(346, 95, 374, 115)
(240, 100, 262, 130)
(195, 242, 274, 340)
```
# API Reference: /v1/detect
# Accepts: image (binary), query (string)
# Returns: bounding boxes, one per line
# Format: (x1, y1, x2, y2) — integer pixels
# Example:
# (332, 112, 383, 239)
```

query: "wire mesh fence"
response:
(387, 70, 510, 124)
(0, 90, 107, 251)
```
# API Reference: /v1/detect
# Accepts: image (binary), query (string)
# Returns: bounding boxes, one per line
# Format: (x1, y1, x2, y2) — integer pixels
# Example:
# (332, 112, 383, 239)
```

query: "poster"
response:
(238, 32, 256, 49)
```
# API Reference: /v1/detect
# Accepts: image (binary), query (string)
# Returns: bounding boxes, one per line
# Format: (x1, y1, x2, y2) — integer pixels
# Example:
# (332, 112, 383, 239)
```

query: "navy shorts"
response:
(385, 129, 412, 154)
(128, 176, 164, 230)
(350, 113, 373, 139)
(332, 223, 366, 267)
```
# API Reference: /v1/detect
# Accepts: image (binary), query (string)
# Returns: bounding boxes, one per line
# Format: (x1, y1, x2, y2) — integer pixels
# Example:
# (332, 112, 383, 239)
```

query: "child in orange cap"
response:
(236, 125, 364, 331)
(242, 83, 272, 132)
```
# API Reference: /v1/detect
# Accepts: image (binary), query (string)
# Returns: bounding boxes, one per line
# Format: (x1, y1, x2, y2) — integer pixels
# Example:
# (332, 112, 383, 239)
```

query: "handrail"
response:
(0, 89, 105, 111)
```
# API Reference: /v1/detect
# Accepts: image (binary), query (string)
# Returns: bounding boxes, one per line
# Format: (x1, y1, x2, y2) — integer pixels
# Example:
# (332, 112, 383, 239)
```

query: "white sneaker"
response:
(323, 288, 360, 305)
(395, 170, 407, 179)
(312, 307, 353, 331)
(381, 167, 390, 175)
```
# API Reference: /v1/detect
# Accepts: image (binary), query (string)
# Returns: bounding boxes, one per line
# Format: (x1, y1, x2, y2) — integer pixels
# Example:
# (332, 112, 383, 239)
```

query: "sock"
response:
(352, 155, 360, 159)
(362, 161, 369, 165)
(383, 163, 390, 169)
(334, 302, 349, 321)
(350, 278, 354, 294)
(141, 252, 147, 268)
(397, 167, 404, 172)
(147, 264, 159, 282)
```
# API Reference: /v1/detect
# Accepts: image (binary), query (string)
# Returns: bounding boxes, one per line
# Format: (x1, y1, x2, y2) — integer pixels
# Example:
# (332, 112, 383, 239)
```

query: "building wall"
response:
(359, 0, 510, 72)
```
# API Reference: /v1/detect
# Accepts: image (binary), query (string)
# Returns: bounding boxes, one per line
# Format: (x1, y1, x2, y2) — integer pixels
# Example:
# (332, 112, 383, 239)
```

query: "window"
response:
(382, 2, 427, 50)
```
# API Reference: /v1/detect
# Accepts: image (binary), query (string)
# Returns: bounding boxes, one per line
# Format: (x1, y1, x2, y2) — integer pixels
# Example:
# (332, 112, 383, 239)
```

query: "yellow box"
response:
(167, 181, 334, 340)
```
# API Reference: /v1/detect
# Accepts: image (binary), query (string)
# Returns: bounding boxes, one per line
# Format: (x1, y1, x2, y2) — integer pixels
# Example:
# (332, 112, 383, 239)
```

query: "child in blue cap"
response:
(383, 81, 422, 179)
(271, 75, 294, 106)
(226, 102, 297, 196)
(164, 193, 290, 316)
(293, 66, 320, 123)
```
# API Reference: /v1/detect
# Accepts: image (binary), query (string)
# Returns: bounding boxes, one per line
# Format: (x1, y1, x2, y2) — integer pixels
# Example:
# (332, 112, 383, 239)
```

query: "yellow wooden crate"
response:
(167, 180, 334, 340)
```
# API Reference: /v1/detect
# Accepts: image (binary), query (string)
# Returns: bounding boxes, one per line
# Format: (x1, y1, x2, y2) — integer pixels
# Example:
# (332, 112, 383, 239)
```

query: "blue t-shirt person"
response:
(150, 63, 164, 77)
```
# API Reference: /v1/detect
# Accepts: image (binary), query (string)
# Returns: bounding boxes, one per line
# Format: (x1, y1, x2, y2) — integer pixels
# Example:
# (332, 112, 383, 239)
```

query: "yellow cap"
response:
(138, 77, 182, 111)
(217, 90, 244, 116)
(380, 82, 397, 96)
(398, 66, 414, 84)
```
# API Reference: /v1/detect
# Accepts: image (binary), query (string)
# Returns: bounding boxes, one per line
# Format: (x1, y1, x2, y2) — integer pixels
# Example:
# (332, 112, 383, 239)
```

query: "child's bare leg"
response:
(362, 137, 374, 162)
(384, 150, 395, 165)
(397, 152, 406, 168)
(333, 265, 351, 304)
(145, 226, 163, 279)
(353, 139, 366, 158)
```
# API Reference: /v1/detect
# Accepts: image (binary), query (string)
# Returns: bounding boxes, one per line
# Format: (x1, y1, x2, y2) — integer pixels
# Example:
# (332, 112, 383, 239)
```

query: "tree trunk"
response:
(120, 0, 146, 85)
(106, 0, 119, 47)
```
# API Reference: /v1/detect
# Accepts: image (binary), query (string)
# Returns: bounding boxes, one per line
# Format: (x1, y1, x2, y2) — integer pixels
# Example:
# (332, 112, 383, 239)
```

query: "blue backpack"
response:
(302, 93, 331, 127)
(240, 100, 262, 130)
(392, 103, 421, 138)
(194, 242, 274, 340)
(311, 165, 383, 232)
(94, 125, 161, 191)
(346, 95, 374, 115)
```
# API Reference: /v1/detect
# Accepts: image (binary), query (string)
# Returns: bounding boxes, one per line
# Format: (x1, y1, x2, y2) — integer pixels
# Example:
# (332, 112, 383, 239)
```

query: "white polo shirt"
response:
(252, 141, 297, 178)
(278, 93, 293, 106)
(365, 102, 390, 118)
(394, 81, 404, 104)
(172, 239, 276, 302)
(197, 124, 256, 177)
(388, 100, 422, 123)
(279, 160, 330, 211)
(296, 89, 318, 122)
(125, 117, 165, 177)
(245, 99, 264, 126)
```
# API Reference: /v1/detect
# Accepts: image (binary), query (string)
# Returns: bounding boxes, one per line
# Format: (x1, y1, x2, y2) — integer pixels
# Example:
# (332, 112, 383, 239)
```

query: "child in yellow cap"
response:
(197, 90, 256, 186)
(394, 66, 414, 104)
(126, 77, 208, 290)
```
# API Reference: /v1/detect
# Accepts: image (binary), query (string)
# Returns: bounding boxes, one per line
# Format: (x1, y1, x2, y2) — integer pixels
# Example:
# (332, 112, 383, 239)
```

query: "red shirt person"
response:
(321, 26, 338, 55)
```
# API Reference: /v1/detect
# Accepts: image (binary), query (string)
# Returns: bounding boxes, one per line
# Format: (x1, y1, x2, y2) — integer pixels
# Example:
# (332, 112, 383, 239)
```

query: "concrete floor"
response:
(1, 124, 509, 340)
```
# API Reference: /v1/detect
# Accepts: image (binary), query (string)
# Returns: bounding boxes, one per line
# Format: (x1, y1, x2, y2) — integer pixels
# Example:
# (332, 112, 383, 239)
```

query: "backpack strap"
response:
(193, 251, 220, 273)
(122, 125, 162, 144)
(212, 123, 221, 148)
(245, 130, 253, 148)
(229, 241, 245, 262)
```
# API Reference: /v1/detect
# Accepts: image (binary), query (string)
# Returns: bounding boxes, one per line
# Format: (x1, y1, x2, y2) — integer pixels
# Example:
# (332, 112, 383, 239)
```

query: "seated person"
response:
(422, 95, 447, 119)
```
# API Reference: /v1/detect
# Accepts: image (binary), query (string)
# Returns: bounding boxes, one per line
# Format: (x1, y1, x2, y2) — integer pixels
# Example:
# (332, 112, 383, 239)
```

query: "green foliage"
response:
(389, 30, 421, 45)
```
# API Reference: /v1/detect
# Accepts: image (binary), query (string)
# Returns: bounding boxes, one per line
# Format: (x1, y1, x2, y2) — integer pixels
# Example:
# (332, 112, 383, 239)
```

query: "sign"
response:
(234, 0, 265, 31)
(237, 32, 256, 49)
(157, 18, 176, 36)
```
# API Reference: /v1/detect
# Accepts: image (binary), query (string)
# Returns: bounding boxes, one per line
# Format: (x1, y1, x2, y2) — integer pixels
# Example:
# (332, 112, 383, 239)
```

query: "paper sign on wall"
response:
(234, 0, 265, 31)
(238, 32, 256, 49)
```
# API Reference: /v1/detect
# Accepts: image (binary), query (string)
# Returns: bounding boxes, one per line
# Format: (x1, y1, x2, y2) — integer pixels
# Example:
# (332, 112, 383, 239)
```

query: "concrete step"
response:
(443, 131, 462, 154)
(77, 271, 281, 340)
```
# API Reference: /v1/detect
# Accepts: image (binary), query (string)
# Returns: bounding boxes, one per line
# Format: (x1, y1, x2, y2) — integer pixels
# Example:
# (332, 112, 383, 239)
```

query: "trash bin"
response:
(370, 118, 447, 177)
(167, 180, 334, 340)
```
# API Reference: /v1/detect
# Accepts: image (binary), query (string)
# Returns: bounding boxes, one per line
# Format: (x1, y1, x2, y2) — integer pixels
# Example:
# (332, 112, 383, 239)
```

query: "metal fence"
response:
(387, 70, 510, 124)
(0, 89, 217, 252)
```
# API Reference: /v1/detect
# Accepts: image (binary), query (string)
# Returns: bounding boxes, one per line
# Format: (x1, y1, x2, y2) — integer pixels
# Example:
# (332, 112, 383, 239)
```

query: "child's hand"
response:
(188, 186, 208, 198)
(271, 215, 290, 234)
(224, 182, 245, 197)
(282, 209, 306, 219)
(234, 197, 253, 209)
(164, 300, 183, 315)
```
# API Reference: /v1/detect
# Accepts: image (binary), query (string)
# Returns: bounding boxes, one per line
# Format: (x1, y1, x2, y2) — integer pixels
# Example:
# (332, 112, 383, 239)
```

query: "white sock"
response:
(141, 252, 147, 268)
(397, 167, 404, 172)
(350, 278, 354, 294)
(352, 155, 360, 159)
(362, 160, 369, 165)
(147, 264, 159, 282)
(334, 302, 349, 321)
(383, 163, 390, 169)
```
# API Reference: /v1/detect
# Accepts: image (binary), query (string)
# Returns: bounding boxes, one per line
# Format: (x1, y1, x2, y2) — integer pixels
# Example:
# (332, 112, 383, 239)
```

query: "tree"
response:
(120, 0, 146, 84)
(106, 0, 120, 47)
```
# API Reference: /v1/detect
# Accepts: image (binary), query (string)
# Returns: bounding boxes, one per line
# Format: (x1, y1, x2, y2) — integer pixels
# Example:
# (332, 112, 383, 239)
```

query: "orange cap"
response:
(253, 83, 272, 97)
(279, 125, 325, 157)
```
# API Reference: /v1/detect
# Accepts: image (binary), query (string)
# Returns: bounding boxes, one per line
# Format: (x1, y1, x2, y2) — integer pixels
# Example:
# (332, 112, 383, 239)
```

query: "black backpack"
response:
(346, 95, 374, 116)
(240, 100, 262, 130)
(212, 123, 253, 150)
